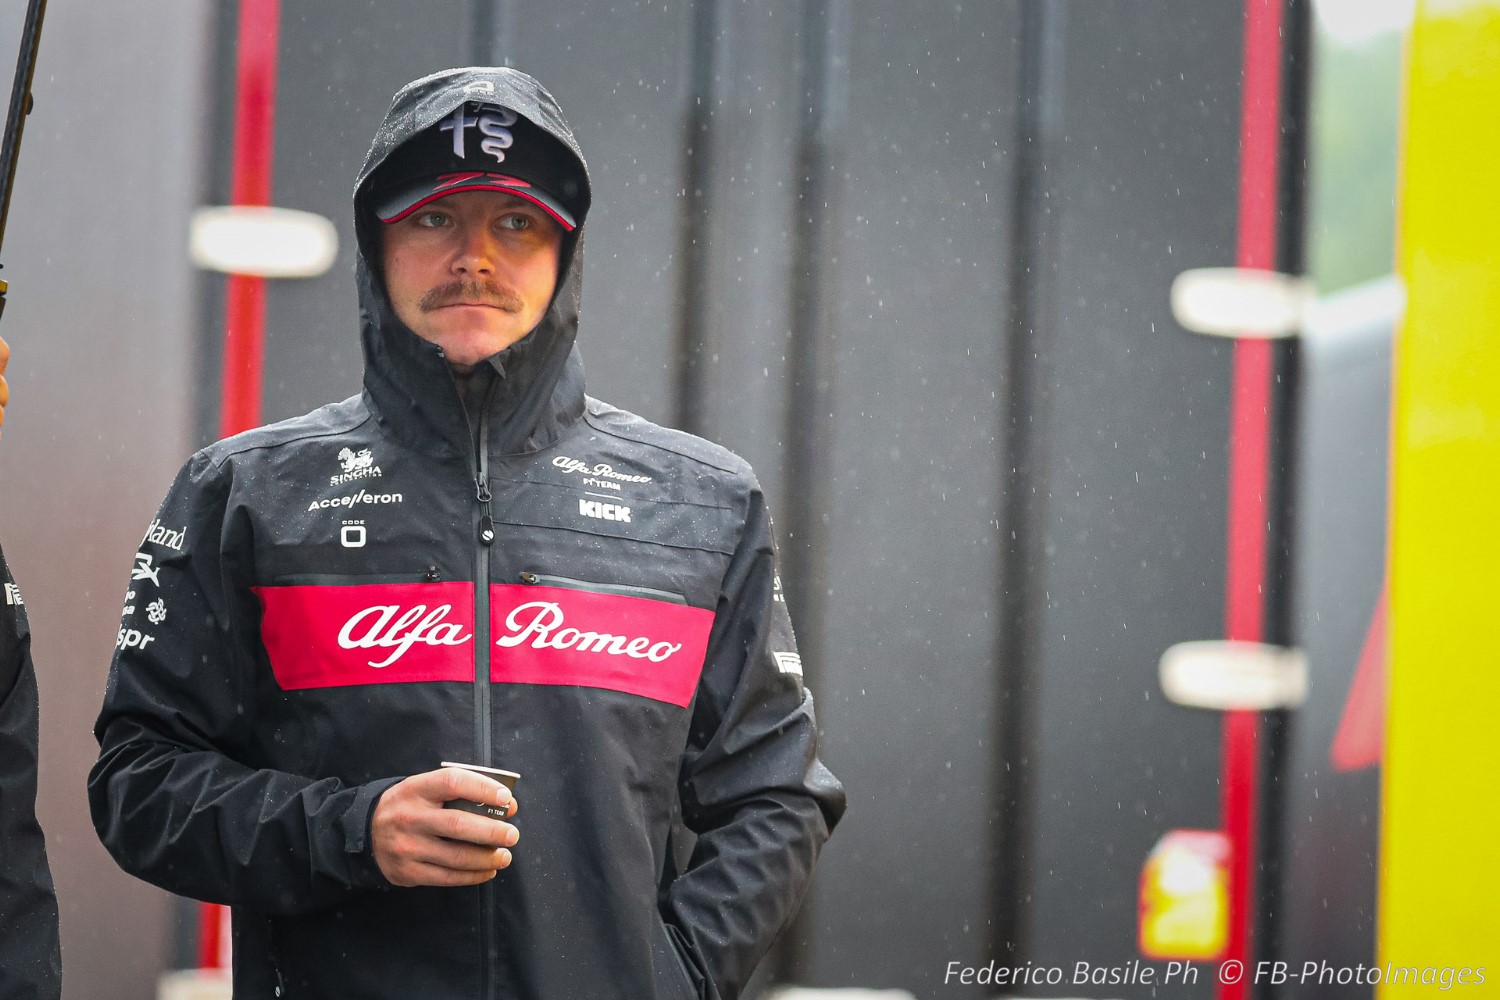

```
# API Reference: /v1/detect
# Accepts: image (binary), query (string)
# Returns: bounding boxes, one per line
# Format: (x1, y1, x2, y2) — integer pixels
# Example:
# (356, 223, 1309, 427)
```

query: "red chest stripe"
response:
(490, 583, 714, 708)
(253, 582, 714, 706)
(254, 582, 477, 689)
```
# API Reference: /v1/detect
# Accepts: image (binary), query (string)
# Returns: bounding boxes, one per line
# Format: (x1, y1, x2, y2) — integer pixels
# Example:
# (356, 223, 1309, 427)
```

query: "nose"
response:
(451, 224, 496, 276)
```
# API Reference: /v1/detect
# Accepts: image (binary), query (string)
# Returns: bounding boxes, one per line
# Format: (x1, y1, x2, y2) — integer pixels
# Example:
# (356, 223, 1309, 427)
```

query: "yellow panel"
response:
(1382, 0, 1500, 994)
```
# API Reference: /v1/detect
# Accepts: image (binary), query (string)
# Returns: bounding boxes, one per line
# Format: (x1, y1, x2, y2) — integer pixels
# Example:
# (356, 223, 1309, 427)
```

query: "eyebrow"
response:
(497, 198, 549, 216)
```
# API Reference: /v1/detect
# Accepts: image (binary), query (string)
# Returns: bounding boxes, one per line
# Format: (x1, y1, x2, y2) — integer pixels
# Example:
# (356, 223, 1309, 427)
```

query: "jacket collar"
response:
(355, 245, 586, 461)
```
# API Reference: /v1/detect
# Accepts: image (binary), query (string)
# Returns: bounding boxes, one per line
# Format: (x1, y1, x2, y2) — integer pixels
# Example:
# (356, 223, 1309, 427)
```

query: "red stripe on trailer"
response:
(1330, 586, 1387, 772)
(203, 0, 281, 970)
(218, 0, 281, 438)
(194, 900, 220, 970)
(1218, 0, 1283, 997)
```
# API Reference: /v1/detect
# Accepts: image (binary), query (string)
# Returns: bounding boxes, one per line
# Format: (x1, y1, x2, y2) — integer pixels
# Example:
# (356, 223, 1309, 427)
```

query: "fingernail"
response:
(498, 848, 512, 866)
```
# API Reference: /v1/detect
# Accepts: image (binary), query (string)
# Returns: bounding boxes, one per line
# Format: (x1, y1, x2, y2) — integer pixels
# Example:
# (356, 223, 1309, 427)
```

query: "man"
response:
(90, 67, 844, 999)
(0, 334, 64, 1000)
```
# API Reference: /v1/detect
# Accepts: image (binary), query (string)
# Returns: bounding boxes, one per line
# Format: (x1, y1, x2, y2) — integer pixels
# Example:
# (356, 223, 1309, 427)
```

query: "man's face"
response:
(381, 189, 564, 372)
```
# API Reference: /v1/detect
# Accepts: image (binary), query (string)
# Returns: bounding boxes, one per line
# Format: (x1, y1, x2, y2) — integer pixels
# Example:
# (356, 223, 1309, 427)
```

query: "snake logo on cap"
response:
(438, 104, 517, 164)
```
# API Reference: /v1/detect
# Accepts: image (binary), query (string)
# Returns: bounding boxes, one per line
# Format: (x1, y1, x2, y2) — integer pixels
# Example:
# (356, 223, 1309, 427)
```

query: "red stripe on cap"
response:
(434, 171, 531, 192)
(383, 180, 575, 231)
(489, 584, 713, 707)
(254, 583, 477, 689)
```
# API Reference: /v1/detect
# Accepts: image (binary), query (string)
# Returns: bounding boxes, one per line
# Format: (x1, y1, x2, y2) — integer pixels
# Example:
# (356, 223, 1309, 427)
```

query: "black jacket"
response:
(89, 67, 844, 1000)
(0, 545, 62, 1000)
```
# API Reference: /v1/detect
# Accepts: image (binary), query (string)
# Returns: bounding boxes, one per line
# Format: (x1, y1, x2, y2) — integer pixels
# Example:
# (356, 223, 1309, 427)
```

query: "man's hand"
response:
(371, 766, 520, 887)
(0, 335, 9, 442)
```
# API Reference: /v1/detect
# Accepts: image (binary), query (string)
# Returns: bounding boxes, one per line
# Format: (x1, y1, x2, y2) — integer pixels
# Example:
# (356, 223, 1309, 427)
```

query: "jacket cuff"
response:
(342, 776, 405, 889)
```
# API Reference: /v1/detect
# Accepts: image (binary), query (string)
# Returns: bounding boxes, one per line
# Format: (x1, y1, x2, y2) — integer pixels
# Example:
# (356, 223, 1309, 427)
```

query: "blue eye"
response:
(500, 214, 531, 231)
(416, 211, 449, 227)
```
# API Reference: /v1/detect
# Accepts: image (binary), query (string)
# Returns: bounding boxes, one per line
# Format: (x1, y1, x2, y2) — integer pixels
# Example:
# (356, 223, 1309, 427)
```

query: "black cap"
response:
(370, 102, 586, 231)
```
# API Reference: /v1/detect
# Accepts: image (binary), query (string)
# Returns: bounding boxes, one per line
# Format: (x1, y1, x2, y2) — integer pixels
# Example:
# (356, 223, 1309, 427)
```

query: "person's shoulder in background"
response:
(0, 334, 11, 442)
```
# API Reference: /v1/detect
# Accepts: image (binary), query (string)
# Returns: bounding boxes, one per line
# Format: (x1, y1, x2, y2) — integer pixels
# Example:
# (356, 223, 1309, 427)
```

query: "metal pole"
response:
(671, 0, 721, 436)
(1256, 1, 1313, 992)
(0, 0, 50, 323)
(472, 0, 517, 66)
(993, 0, 1065, 969)
(775, 0, 848, 982)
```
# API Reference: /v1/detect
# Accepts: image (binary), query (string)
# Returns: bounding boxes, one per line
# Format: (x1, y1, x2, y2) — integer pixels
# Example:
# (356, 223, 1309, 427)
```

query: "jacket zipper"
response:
(270, 570, 439, 586)
(517, 571, 687, 605)
(469, 382, 497, 1000)
(473, 418, 495, 768)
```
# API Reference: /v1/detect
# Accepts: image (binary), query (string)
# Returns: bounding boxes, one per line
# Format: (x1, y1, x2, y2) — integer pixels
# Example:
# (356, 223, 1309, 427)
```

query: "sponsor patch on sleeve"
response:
(772, 651, 803, 676)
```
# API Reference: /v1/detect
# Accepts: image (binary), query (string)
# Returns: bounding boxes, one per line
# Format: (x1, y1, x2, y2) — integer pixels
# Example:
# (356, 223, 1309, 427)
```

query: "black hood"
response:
(352, 67, 593, 459)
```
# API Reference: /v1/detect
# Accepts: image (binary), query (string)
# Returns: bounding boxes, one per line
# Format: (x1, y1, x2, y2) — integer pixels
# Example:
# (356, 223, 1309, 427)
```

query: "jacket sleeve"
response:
(0, 547, 62, 1000)
(665, 486, 846, 1000)
(88, 451, 398, 914)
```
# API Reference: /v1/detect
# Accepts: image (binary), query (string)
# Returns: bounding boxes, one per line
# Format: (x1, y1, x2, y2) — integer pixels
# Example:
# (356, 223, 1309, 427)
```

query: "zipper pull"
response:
(474, 386, 497, 548)
(520, 572, 538, 585)
(475, 475, 495, 546)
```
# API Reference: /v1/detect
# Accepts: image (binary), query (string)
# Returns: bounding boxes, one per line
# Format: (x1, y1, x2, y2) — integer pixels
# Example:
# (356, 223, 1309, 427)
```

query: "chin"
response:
(440, 333, 526, 367)
(407, 310, 536, 363)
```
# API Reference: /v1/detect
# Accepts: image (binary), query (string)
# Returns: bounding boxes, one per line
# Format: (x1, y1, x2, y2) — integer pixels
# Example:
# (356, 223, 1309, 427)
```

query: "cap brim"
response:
(375, 171, 577, 231)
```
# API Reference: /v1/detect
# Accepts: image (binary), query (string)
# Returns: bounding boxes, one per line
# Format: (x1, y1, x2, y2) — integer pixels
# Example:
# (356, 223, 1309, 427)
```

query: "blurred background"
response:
(0, 0, 1494, 998)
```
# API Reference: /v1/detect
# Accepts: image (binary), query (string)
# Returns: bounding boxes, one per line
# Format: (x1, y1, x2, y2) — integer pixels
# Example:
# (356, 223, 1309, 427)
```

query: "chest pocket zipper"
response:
(517, 571, 687, 605)
(269, 567, 442, 586)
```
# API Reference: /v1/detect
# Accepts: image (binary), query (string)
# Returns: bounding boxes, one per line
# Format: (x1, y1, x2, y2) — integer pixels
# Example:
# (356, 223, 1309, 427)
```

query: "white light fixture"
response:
(1302, 272, 1405, 338)
(189, 205, 339, 278)
(1169, 267, 1315, 339)
(1159, 640, 1308, 711)
(1313, 0, 1416, 47)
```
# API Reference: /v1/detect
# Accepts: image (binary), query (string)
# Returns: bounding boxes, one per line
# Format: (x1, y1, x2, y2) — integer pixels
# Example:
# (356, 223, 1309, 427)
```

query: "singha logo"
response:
(339, 448, 374, 473)
(331, 447, 383, 486)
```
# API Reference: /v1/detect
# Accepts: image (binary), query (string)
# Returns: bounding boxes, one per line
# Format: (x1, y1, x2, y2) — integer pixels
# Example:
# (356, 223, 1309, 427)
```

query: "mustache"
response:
(419, 280, 524, 313)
